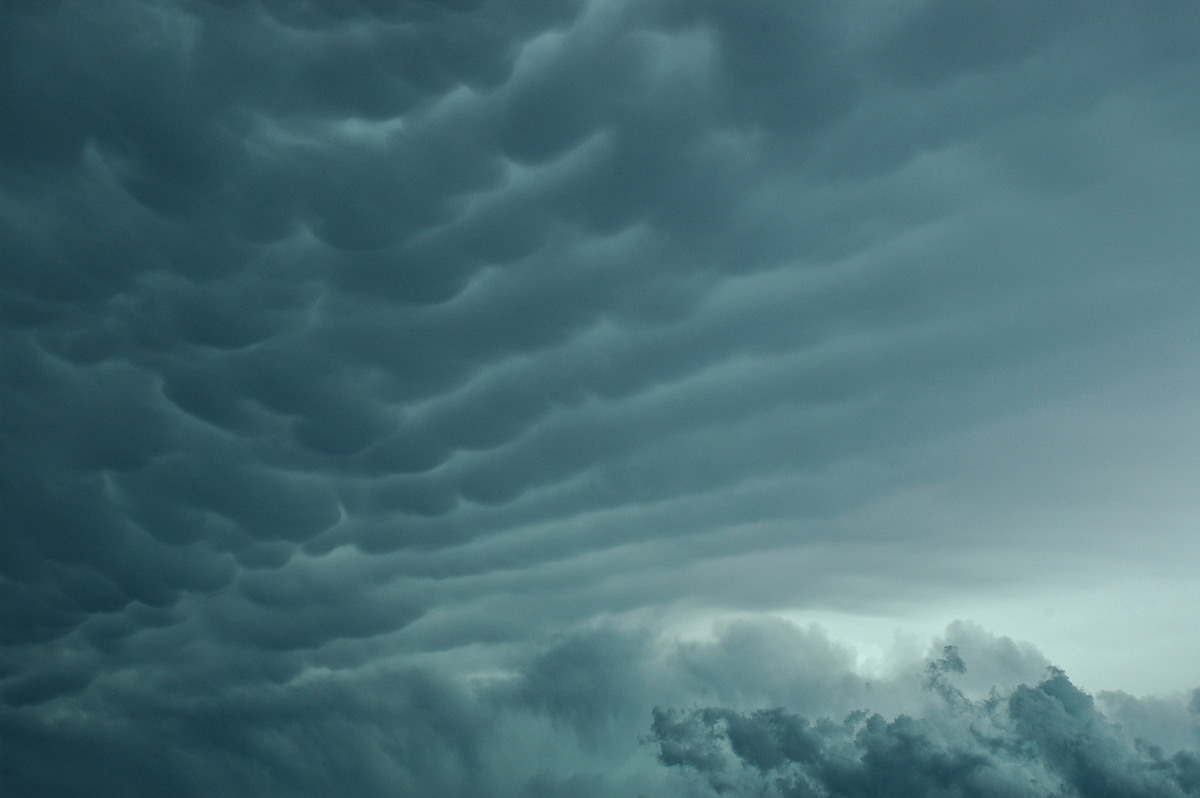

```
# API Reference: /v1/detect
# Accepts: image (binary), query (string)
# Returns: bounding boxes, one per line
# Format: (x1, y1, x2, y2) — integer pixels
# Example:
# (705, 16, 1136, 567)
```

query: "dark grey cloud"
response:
(3, 0, 1200, 794)
(651, 661, 1200, 798)
(2, 617, 1196, 797)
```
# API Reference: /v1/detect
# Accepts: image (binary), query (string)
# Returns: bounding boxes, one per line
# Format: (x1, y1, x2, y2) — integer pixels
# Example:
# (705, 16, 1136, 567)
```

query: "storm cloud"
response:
(651, 646, 1200, 798)
(2, 0, 1200, 795)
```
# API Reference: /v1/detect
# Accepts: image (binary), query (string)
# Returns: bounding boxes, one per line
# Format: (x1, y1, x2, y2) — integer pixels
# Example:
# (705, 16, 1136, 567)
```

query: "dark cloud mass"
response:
(651, 652, 1200, 798)
(2, 0, 1200, 795)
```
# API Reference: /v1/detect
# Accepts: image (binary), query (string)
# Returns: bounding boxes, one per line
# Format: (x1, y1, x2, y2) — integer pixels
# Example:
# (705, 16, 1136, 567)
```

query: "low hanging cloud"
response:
(2, 616, 1196, 798)
(651, 659, 1200, 798)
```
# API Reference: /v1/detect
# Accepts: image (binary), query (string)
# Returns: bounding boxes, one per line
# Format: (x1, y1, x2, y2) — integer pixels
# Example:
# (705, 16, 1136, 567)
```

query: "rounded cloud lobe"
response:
(2, 0, 1200, 795)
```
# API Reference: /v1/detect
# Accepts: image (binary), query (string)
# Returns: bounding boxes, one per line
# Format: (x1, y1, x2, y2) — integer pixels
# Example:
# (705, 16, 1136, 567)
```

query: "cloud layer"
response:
(3, 616, 1198, 797)
(2, 0, 1200, 794)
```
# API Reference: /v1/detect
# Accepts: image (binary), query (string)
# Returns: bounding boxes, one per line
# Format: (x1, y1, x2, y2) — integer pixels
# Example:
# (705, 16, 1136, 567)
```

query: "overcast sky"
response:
(2, 1, 1200, 796)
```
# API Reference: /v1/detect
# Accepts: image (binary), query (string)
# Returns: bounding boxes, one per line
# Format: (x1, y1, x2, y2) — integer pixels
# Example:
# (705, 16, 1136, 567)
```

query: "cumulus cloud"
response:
(650, 659, 1200, 798)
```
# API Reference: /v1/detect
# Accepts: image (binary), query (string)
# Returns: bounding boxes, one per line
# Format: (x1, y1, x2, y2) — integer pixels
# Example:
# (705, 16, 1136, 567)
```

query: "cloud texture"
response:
(652, 653, 1200, 798)
(2, 0, 1200, 794)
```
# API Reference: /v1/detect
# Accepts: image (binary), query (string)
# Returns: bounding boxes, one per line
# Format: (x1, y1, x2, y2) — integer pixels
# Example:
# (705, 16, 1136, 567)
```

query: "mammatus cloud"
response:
(3, 0, 1200, 794)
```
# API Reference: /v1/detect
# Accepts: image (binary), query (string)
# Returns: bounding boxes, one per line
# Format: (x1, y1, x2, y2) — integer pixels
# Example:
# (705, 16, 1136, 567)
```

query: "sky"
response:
(1, 1, 1199, 796)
